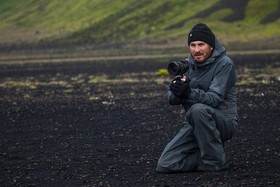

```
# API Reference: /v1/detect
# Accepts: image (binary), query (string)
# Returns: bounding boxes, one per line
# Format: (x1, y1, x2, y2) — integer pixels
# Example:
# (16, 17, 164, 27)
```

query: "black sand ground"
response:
(0, 56, 279, 186)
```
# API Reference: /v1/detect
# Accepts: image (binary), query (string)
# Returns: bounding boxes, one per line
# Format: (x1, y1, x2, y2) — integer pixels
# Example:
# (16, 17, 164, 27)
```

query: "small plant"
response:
(156, 69, 168, 76)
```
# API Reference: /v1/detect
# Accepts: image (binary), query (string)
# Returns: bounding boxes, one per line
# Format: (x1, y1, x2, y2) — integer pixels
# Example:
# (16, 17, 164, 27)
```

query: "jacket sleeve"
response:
(167, 90, 184, 105)
(187, 60, 235, 108)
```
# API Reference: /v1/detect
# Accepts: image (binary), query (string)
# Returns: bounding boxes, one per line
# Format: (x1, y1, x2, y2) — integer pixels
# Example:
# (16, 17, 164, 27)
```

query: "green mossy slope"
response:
(0, 0, 279, 49)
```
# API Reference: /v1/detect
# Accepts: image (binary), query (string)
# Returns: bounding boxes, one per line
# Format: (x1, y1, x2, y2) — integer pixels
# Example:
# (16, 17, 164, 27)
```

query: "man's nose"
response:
(194, 45, 200, 52)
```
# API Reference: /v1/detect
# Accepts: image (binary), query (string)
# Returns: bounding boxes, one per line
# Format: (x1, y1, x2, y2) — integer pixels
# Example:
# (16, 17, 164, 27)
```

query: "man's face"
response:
(189, 41, 213, 63)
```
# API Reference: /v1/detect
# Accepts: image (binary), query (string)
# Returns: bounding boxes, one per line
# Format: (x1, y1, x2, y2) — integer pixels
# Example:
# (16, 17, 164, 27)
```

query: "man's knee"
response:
(156, 157, 173, 173)
(156, 155, 181, 173)
(188, 103, 213, 119)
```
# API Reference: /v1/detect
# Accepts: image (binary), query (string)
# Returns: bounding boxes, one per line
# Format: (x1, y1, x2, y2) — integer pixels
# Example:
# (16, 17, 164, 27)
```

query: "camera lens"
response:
(168, 61, 189, 76)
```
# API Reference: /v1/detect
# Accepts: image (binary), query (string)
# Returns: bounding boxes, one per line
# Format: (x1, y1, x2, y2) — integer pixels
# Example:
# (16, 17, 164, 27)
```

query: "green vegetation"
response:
(156, 69, 169, 76)
(237, 66, 280, 85)
(1, 65, 278, 100)
(0, 0, 279, 49)
(0, 71, 170, 100)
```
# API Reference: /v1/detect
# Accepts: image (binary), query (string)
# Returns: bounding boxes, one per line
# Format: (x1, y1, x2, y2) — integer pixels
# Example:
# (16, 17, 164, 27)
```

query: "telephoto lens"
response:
(167, 60, 190, 76)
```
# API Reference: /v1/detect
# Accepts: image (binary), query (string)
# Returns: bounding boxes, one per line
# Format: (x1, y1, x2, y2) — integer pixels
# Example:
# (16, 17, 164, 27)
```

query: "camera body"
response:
(167, 60, 190, 76)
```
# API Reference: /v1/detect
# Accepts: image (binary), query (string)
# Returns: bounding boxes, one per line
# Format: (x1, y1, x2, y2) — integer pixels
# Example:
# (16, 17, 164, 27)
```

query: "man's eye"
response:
(199, 43, 205, 46)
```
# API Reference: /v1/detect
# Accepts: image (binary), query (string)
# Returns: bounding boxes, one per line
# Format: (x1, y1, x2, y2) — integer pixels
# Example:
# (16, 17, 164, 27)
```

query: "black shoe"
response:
(197, 161, 230, 172)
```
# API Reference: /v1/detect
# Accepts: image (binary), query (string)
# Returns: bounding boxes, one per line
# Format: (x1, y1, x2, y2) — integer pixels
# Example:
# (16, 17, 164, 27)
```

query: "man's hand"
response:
(170, 76, 191, 98)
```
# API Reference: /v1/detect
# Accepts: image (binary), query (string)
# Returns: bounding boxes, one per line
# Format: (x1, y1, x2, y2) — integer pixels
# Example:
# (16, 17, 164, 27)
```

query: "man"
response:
(156, 23, 238, 172)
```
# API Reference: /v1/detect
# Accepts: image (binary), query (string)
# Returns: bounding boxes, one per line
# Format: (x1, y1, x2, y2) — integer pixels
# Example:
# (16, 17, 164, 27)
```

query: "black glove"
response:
(170, 79, 191, 98)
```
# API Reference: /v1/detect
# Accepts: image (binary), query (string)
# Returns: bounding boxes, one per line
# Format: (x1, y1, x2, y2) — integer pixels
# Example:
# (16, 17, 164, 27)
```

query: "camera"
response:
(167, 60, 190, 76)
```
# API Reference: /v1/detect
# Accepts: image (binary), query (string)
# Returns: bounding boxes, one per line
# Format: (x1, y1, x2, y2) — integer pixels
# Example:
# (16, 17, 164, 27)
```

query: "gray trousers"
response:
(156, 103, 237, 172)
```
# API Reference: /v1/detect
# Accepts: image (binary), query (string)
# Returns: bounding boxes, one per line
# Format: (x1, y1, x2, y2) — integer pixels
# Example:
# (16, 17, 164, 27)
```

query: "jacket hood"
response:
(187, 38, 226, 67)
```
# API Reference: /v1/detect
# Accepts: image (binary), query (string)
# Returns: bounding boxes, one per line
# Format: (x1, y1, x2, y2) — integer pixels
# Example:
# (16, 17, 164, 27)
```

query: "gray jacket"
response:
(168, 39, 238, 120)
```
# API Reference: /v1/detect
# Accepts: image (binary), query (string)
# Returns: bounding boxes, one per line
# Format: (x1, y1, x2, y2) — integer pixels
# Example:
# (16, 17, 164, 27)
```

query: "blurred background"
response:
(0, 0, 279, 58)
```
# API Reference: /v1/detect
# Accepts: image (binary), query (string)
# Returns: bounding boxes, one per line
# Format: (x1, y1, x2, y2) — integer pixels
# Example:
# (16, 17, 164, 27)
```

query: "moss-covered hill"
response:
(0, 0, 279, 50)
